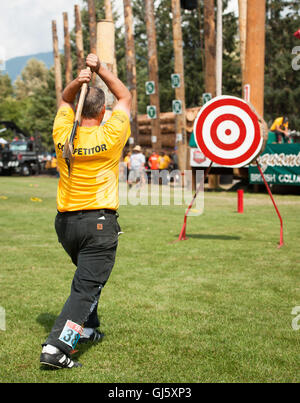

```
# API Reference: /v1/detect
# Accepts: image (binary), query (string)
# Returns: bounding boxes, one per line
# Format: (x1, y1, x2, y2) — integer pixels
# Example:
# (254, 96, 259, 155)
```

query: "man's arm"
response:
(86, 54, 132, 117)
(59, 69, 92, 109)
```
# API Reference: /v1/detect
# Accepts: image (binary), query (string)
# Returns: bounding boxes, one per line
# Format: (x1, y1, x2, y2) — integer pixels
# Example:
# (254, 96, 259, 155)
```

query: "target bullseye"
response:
(194, 96, 264, 168)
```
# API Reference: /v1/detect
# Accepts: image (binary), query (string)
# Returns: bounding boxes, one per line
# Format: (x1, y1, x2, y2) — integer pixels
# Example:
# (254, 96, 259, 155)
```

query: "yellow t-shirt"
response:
(270, 117, 288, 132)
(53, 106, 130, 212)
(159, 155, 171, 169)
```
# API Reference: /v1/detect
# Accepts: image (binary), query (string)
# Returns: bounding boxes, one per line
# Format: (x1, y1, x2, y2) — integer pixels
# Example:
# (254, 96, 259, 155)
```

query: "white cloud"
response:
(0, 0, 84, 59)
(0, 0, 238, 61)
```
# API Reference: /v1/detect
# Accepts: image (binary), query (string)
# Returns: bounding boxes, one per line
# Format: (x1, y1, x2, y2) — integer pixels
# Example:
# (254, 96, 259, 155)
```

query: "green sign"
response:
(147, 105, 157, 119)
(249, 144, 300, 186)
(145, 81, 155, 95)
(171, 74, 181, 88)
(202, 93, 212, 104)
(172, 99, 182, 115)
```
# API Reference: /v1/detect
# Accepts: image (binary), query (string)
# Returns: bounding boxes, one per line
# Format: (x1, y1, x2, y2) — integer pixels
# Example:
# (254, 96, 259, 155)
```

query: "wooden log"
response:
(96, 19, 116, 118)
(138, 135, 176, 149)
(145, 0, 162, 150)
(104, 0, 118, 77)
(63, 12, 73, 85)
(171, 0, 188, 171)
(51, 20, 63, 108)
(204, 0, 216, 97)
(88, 0, 97, 54)
(244, 0, 266, 116)
(75, 5, 85, 74)
(124, 0, 139, 145)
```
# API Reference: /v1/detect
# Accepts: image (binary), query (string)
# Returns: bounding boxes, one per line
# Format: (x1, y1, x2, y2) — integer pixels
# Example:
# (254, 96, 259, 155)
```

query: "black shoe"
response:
(78, 329, 105, 344)
(40, 351, 82, 369)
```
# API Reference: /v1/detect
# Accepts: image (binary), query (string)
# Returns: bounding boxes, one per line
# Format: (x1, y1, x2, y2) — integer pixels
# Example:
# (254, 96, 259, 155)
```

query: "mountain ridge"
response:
(3, 51, 62, 82)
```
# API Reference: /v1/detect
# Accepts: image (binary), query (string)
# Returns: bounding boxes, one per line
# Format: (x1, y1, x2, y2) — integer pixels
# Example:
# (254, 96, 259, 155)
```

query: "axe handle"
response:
(69, 67, 91, 143)
(75, 67, 91, 121)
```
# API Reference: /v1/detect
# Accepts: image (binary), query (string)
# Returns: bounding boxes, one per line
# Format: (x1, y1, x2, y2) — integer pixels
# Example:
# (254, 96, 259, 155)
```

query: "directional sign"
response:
(145, 81, 155, 95)
(172, 100, 182, 115)
(202, 93, 212, 105)
(171, 74, 181, 88)
(147, 105, 157, 119)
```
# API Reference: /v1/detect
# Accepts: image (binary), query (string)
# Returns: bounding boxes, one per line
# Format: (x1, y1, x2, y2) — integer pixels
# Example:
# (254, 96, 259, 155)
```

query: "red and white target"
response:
(194, 96, 263, 168)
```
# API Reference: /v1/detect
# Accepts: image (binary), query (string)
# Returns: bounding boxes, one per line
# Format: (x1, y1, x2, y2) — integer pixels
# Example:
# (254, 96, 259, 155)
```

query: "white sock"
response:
(82, 327, 94, 338)
(42, 344, 60, 354)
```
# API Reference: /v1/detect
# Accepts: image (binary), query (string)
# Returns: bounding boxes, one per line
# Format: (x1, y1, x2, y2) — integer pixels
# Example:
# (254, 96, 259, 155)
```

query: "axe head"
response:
(63, 138, 74, 177)
(63, 120, 79, 177)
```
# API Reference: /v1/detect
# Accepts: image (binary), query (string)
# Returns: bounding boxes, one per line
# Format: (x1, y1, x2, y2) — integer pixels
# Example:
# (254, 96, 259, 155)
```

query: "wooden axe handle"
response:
(75, 66, 91, 122)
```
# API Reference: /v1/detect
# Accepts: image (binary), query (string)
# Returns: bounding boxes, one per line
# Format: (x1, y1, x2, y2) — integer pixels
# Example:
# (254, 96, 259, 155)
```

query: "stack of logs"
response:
(137, 106, 201, 150)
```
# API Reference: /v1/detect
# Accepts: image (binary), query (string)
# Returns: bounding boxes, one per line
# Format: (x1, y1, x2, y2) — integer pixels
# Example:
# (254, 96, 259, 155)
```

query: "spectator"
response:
(159, 151, 171, 170)
(128, 145, 146, 188)
(270, 116, 290, 144)
(148, 150, 160, 170)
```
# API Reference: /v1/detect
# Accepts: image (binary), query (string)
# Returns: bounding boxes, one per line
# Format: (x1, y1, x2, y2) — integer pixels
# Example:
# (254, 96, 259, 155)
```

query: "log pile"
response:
(136, 106, 201, 149)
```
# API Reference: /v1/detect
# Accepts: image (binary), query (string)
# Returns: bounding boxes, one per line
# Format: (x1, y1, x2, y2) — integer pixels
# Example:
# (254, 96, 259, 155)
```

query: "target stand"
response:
(178, 95, 284, 248)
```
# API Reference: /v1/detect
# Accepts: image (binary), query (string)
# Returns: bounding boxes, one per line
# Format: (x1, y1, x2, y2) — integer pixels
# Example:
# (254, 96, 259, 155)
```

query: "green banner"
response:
(249, 144, 300, 186)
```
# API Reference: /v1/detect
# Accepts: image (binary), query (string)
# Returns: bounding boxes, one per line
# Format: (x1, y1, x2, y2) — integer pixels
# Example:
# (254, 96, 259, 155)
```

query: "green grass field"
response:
(0, 176, 300, 383)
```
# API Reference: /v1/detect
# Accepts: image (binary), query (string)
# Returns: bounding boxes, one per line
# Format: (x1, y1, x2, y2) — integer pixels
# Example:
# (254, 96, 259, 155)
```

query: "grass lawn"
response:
(0, 175, 299, 383)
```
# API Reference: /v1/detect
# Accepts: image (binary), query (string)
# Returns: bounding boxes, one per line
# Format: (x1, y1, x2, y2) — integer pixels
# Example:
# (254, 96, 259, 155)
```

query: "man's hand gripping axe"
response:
(63, 67, 90, 176)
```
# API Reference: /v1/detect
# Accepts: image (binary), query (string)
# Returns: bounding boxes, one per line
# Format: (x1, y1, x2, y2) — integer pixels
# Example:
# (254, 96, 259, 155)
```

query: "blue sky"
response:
(0, 0, 238, 60)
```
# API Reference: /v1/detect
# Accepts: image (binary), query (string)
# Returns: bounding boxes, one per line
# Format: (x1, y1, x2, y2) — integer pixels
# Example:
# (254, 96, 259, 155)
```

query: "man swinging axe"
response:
(40, 53, 132, 369)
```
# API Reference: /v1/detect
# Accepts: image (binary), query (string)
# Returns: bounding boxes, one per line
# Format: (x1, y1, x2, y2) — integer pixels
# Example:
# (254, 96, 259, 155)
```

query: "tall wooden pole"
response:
(244, 0, 266, 116)
(216, 0, 223, 97)
(88, 0, 97, 85)
(145, 0, 161, 151)
(104, 0, 118, 77)
(123, 0, 139, 145)
(63, 12, 73, 85)
(171, 0, 187, 171)
(238, 0, 247, 93)
(96, 20, 116, 121)
(203, 0, 216, 98)
(52, 20, 63, 108)
(88, 0, 97, 54)
(204, 0, 218, 189)
(75, 5, 85, 74)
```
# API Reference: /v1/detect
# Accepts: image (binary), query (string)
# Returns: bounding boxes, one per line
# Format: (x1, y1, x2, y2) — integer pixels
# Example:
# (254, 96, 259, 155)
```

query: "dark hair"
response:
(81, 87, 105, 119)
(283, 116, 288, 123)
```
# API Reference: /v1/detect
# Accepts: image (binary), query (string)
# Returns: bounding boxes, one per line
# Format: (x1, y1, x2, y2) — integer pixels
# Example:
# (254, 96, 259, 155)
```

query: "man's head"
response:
(283, 116, 288, 124)
(81, 86, 105, 121)
(133, 145, 141, 153)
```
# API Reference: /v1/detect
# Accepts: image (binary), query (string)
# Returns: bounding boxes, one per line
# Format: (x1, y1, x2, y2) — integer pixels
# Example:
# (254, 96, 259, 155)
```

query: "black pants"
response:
(44, 209, 120, 354)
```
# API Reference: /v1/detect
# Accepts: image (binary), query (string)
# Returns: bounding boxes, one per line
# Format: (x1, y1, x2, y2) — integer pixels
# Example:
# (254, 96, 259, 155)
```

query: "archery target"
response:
(194, 96, 264, 168)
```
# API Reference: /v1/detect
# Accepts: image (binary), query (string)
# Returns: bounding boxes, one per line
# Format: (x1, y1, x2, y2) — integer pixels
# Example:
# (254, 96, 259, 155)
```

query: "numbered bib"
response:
(59, 320, 83, 349)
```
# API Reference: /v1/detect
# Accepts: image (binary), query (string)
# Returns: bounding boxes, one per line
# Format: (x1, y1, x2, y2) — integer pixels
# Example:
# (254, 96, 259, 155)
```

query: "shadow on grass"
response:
(184, 234, 241, 240)
(36, 312, 103, 369)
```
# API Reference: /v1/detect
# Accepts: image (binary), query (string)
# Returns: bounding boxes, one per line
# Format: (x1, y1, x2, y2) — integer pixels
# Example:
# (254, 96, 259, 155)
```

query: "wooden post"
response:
(75, 5, 85, 74)
(63, 12, 73, 85)
(88, 0, 97, 54)
(104, 0, 118, 77)
(244, 0, 266, 117)
(204, 0, 219, 189)
(216, 0, 223, 97)
(238, 0, 247, 92)
(96, 20, 116, 122)
(52, 20, 62, 108)
(88, 0, 97, 84)
(123, 0, 139, 145)
(171, 0, 188, 172)
(145, 0, 162, 151)
(203, 0, 216, 98)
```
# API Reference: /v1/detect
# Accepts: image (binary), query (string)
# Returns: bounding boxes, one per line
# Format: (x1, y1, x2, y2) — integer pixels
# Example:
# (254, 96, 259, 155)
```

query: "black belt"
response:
(57, 209, 117, 216)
